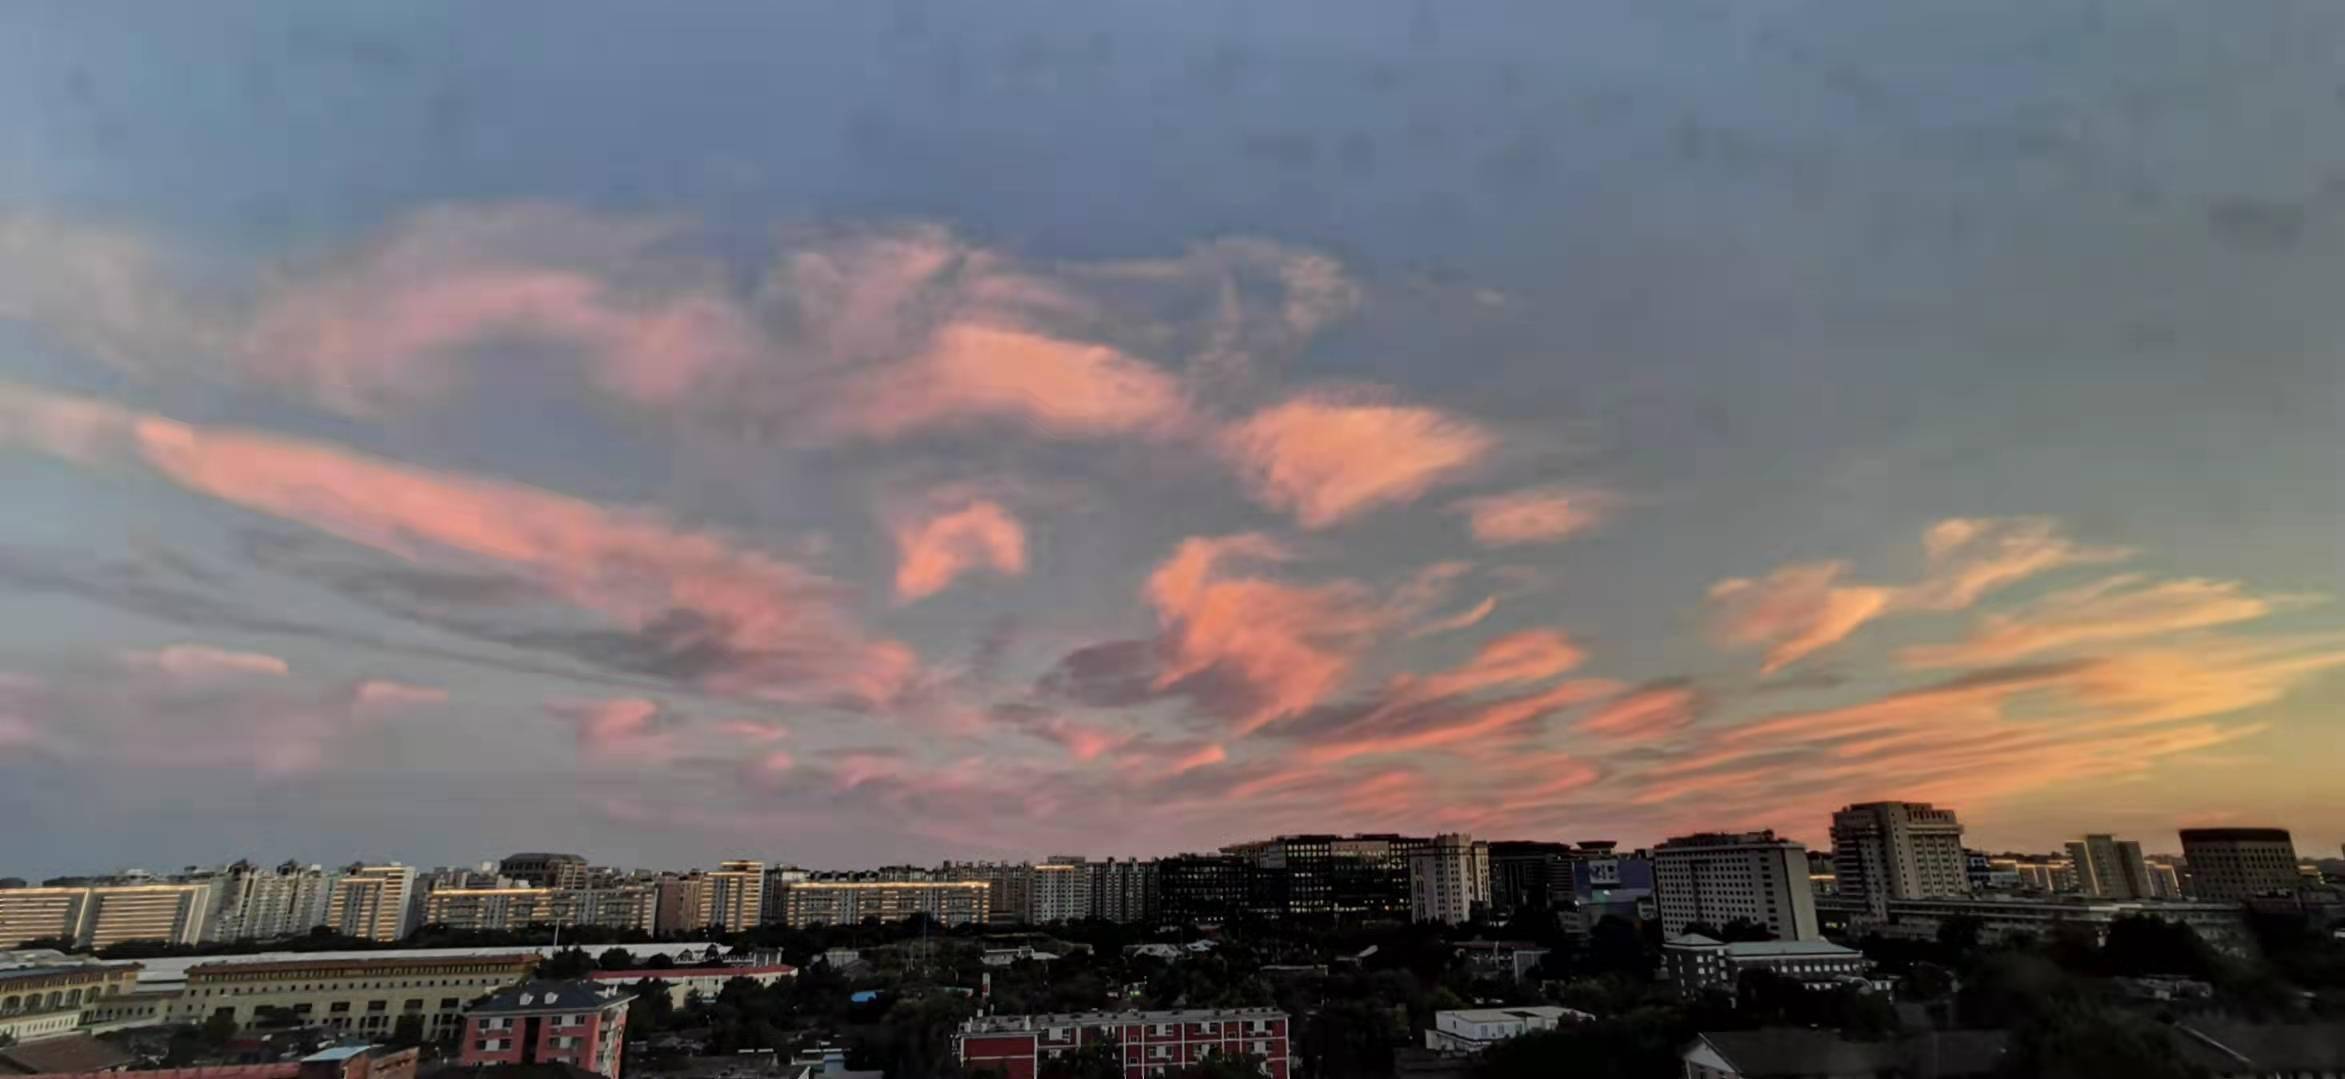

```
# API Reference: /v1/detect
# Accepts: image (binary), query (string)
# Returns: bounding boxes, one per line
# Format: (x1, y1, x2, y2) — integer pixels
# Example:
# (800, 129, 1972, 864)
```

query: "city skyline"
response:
(3, 3, 2343, 875)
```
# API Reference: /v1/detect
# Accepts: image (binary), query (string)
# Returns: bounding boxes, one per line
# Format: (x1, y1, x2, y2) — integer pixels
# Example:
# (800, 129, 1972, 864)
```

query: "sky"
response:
(0, 1, 2339, 877)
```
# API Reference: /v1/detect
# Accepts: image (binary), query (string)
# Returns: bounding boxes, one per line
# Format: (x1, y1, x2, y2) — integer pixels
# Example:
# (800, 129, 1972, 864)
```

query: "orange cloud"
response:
(550, 697, 680, 765)
(1453, 486, 1612, 546)
(1902, 575, 2308, 667)
(1707, 517, 2129, 672)
(1219, 393, 1494, 528)
(891, 498, 1029, 601)
(0, 383, 918, 707)
(1409, 596, 1498, 638)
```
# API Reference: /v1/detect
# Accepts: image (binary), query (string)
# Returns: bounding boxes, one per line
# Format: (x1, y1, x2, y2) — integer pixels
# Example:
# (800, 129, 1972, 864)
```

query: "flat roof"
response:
(962, 1007, 1285, 1032)
(133, 942, 726, 988)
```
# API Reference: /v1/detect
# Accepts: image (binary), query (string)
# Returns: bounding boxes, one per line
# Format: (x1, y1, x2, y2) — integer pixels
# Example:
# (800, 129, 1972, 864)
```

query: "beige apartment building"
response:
(773, 877, 991, 927)
(421, 886, 657, 933)
(326, 866, 419, 943)
(173, 953, 540, 1039)
(0, 885, 210, 948)
(704, 861, 766, 931)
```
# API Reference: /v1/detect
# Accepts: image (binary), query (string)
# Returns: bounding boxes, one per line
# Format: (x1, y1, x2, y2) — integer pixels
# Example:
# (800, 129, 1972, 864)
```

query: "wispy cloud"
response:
(1452, 486, 1613, 546)
(889, 497, 1030, 601)
(1219, 392, 1494, 528)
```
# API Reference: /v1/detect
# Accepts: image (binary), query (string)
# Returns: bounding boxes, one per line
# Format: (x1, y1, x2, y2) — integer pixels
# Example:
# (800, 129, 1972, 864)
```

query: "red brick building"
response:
(957, 1008, 1289, 1079)
(457, 982, 630, 1079)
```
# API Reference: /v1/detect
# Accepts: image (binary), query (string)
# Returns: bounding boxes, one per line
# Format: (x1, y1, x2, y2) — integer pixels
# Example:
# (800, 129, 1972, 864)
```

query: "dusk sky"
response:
(1, 2, 2339, 877)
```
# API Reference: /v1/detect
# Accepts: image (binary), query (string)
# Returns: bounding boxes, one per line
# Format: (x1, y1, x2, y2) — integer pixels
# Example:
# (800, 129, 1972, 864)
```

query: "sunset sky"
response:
(1, 2, 2339, 876)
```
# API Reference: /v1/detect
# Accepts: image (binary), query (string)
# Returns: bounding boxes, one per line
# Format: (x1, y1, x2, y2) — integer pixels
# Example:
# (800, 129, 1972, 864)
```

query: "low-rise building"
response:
(458, 981, 630, 1079)
(1422, 1007, 1589, 1054)
(0, 960, 141, 1042)
(957, 1008, 1290, 1079)
(1855, 896, 2250, 952)
(173, 952, 541, 1038)
(1682, 1030, 2007, 1078)
(584, 964, 794, 1008)
(1661, 935, 1871, 995)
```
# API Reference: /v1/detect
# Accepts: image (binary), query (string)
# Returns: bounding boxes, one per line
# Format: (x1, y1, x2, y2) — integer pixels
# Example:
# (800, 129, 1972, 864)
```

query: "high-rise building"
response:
(497, 853, 589, 890)
(1831, 802, 1968, 914)
(1084, 859, 1157, 924)
(704, 860, 765, 930)
(2179, 828, 2301, 901)
(1156, 855, 1253, 924)
(1026, 860, 1091, 923)
(943, 862, 1033, 925)
(654, 873, 710, 934)
(326, 865, 419, 942)
(761, 866, 810, 925)
(1652, 831, 1819, 942)
(209, 862, 340, 942)
(1220, 834, 1427, 919)
(2065, 835, 2153, 899)
(1409, 834, 1491, 925)
(1487, 842, 1576, 915)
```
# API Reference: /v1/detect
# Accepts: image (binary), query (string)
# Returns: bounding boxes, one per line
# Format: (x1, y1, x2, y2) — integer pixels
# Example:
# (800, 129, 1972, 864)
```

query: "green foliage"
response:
(539, 947, 595, 979)
(199, 1010, 239, 1045)
(1037, 1039, 1123, 1079)
(1470, 1008, 1689, 1079)
(599, 947, 639, 970)
(1159, 1050, 1269, 1079)
(1998, 1003, 2208, 1079)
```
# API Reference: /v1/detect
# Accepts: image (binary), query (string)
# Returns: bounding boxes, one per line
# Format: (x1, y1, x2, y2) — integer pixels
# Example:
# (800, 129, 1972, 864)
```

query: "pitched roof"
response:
(0, 1034, 136, 1075)
(2176, 1022, 2345, 1072)
(467, 980, 630, 1014)
(1698, 1030, 1898, 1076)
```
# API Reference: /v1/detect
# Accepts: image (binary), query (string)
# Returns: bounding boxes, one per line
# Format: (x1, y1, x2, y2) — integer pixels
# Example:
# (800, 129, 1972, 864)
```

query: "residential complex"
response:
(1027, 860, 1092, 923)
(957, 1007, 1290, 1079)
(1652, 831, 1819, 942)
(1830, 802, 1969, 914)
(177, 952, 541, 1038)
(496, 853, 589, 889)
(770, 874, 991, 927)
(2178, 828, 2301, 901)
(705, 860, 766, 932)
(208, 863, 341, 942)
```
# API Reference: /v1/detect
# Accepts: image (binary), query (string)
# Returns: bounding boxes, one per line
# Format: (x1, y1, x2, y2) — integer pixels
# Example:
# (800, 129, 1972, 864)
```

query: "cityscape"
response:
(6, 1, 2345, 1078)
(2, 804, 2341, 1077)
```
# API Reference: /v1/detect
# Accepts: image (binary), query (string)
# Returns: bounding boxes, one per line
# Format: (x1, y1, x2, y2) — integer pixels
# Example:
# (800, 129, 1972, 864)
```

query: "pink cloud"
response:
(1576, 683, 1704, 743)
(1219, 393, 1494, 528)
(1142, 534, 1386, 731)
(1708, 562, 1896, 673)
(0, 383, 919, 707)
(829, 323, 1190, 441)
(891, 497, 1030, 601)
(352, 680, 448, 709)
(122, 644, 291, 679)
(550, 697, 680, 765)
(1452, 486, 1613, 546)
(1903, 575, 2308, 667)
(1409, 596, 1498, 638)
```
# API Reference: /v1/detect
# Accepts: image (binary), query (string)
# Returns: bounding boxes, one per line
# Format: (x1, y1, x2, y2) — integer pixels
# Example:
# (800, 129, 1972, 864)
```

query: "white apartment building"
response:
(326, 865, 419, 943)
(209, 863, 341, 942)
(1408, 834, 1491, 925)
(1027, 861, 1092, 924)
(1832, 802, 1968, 914)
(1652, 831, 1819, 942)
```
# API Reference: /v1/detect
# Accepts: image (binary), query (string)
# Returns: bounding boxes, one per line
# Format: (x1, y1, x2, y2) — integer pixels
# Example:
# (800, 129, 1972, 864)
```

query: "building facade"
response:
(2066, 835, 2154, 899)
(0, 961, 142, 1042)
(1407, 834, 1491, 925)
(942, 862, 1033, 925)
(1652, 832, 1819, 942)
(771, 875, 990, 927)
(1486, 842, 1576, 916)
(586, 963, 794, 1008)
(653, 874, 710, 934)
(1856, 896, 2252, 953)
(1085, 860, 1157, 924)
(1662, 935, 1872, 995)
(1155, 856, 1253, 925)
(2179, 828, 2300, 901)
(421, 886, 657, 934)
(1831, 802, 1969, 915)
(957, 1008, 1289, 1079)
(1422, 1007, 1589, 1053)
(1027, 862, 1092, 924)
(210, 863, 340, 943)
(458, 981, 630, 1079)
(0, 885, 210, 948)
(175, 952, 540, 1039)
(704, 861, 765, 931)
(496, 854, 588, 890)
(325, 866, 419, 943)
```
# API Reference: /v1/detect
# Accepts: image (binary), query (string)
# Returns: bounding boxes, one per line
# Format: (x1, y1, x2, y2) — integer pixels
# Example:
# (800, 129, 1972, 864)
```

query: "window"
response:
(330, 1002, 351, 1014)
(368, 1000, 388, 1012)
(441, 998, 461, 1010)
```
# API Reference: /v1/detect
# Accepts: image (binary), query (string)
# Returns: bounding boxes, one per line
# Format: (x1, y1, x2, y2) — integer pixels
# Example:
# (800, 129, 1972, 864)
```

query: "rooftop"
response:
(1437, 1006, 1589, 1024)
(0, 1034, 136, 1076)
(130, 942, 724, 988)
(470, 980, 632, 1015)
(961, 1007, 1285, 1032)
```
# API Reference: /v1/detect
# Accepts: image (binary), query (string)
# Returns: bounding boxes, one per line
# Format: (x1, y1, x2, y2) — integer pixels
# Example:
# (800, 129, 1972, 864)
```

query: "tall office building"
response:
(325, 864, 419, 942)
(1831, 802, 1969, 913)
(1652, 831, 1818, 942)
(1084, 859, 1157, 924)
(1486, 842, 1576, 915)
(2179, 828, 2301, 901)
(1155, 855, 1253, 924)
(1027, 860, 1091, 923)
(1408, 834, 1491, 925)
(2065, 835, 2154, 899)
(705, 860, 766, 930)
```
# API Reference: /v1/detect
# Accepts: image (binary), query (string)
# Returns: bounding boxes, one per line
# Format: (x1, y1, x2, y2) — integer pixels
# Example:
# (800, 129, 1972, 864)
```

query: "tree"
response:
(1935, 915, 1984, 964)
(1718, 919, 1775, 944)
(1038, 1040, 1122, 1079)
(1160, 1051, 1268, 1079)
(200, 1010, 239, 1045)
(1999, 1003, 2209, 1079)
(2100, 916, 2213, 980)
(599, 947, 639, 971)
(391, 1013, 425, 1045)
(540, 947, 594, 979)
(645, 952, 677, 970)
(627, 979, 676, 1034)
